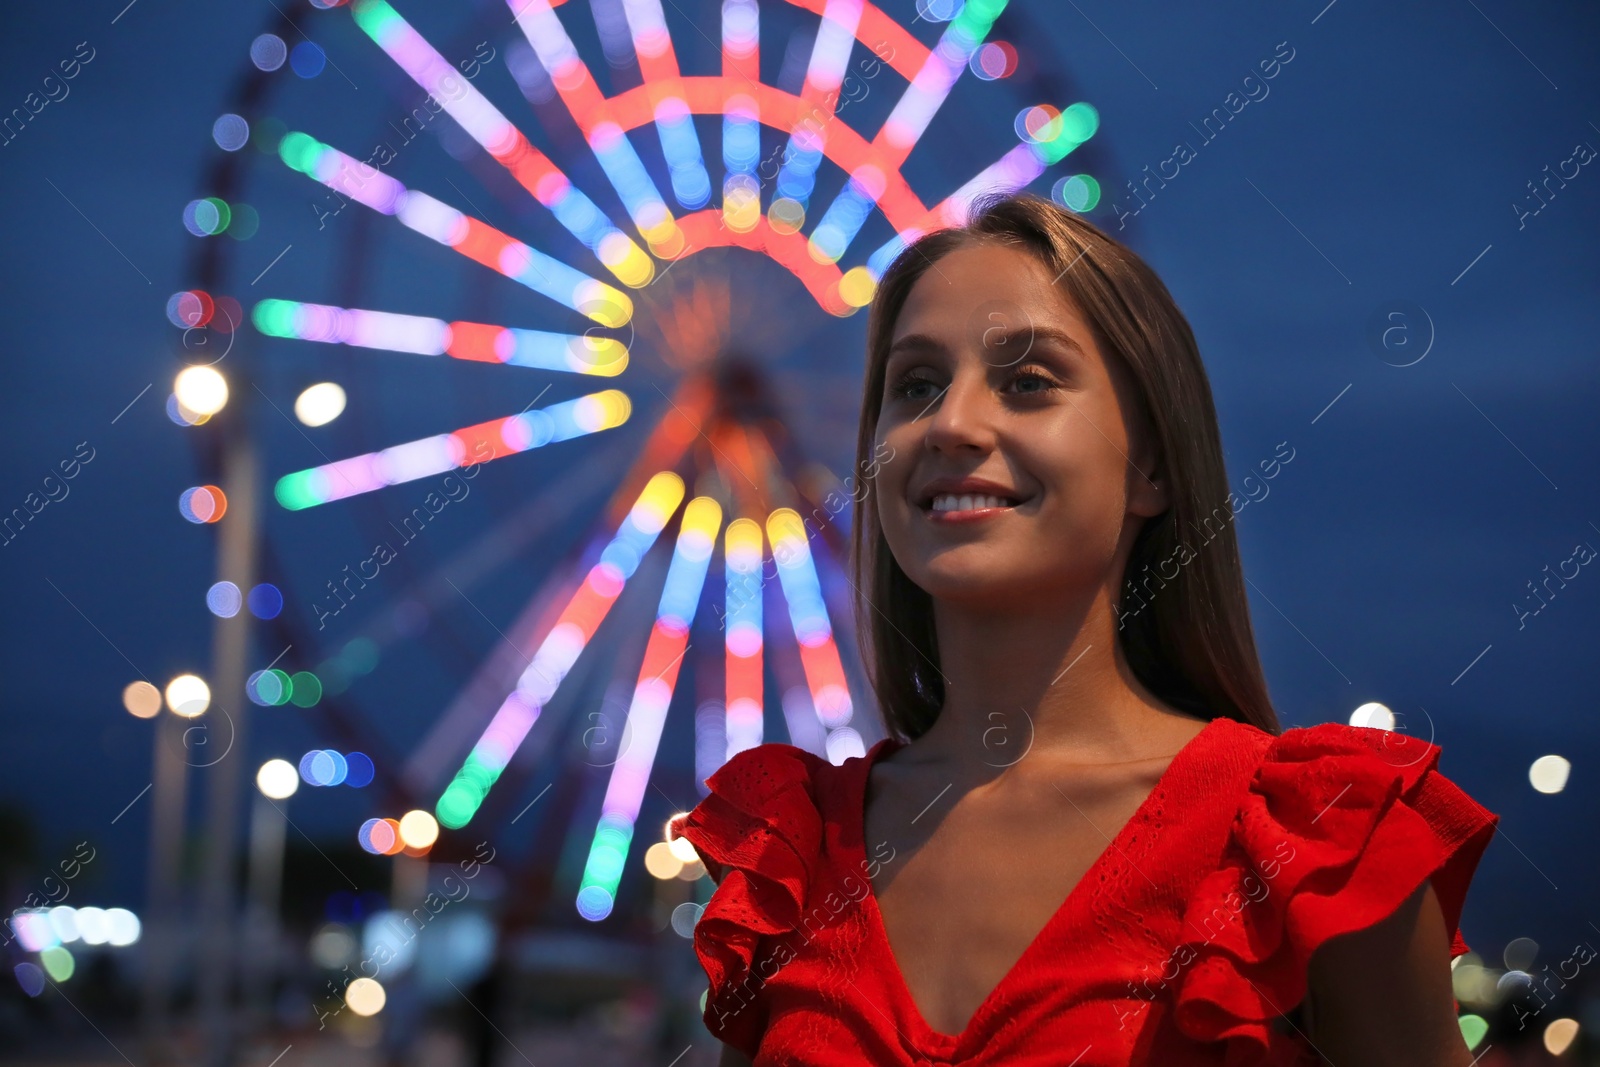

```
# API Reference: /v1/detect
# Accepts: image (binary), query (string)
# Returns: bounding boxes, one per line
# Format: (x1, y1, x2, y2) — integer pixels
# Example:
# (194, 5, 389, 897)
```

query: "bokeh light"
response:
(1052, 174, 1102, 213)
(294, 382, 347, 426)
(122, 680, 162, 719)
(257, 758, 299, 799)
(206, 581, 242, 618)
(165, 674, 210, 718)
(398, 810, 439, 850)
(165, 289, 214, 328)
(644, 842, 682, 880)
(288, 671, 322, 707)
(174, 365, 228, 416)
(1349, 701, 1395, 731)
(970, 41, 1017, 81)
(247, 583, 283, 619)
(344, 976, 385, 1016)
(1530, 754, 1570, 794)
(300, 750, 338, 787)
(344, 751, 374, 788)
(13, 962, 44, 998)
(212, 113, 249, 152)
(179, 485, 228, 524)
(250, 34, 287, 71)
(39, 947, 74, 982)
(291, 41, 327, 79)
(1545, 1018, 1580, 1056)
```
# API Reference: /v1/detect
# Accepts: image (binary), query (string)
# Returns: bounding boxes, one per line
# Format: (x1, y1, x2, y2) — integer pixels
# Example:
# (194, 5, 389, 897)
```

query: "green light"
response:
(40, 946, 74, 982)
(1055, 174, 1102, 213)
(277, 131, 322, 175)
(226, 203, 259, 240)
(1458, 1015, 1488, 1050)
(437, 785, 476, 829)
(252, 299, 298, 337)
(273, 470, 321, 511)
(202, 197, 232, 236)
(351, 0, 404, 42)
(288, 671, 322, 707)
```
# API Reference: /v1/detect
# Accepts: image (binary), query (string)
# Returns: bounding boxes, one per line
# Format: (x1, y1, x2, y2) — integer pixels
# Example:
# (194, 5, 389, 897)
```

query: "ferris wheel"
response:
(172, 0, 1108, 926)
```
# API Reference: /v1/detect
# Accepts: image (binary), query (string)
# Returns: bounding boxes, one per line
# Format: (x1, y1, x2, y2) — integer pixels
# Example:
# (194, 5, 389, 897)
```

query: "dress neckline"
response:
(846, 716, 1227, 1054)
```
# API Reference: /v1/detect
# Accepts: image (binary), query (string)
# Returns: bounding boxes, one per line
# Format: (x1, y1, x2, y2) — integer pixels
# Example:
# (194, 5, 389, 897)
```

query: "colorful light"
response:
(436, 472, 687, 829)
(178, 485, 227, 524)
(724, 517, 764, 759)
(291, 41, 327, 79)
(766, 509, 855, 737)
(349, 0, 656, 286)
(275, 130, 637, 324)
(253, 299, 628, 375)
(122, 680, 162, 719)
(272, 390, 632, 510)
(577, 496, 724, 921)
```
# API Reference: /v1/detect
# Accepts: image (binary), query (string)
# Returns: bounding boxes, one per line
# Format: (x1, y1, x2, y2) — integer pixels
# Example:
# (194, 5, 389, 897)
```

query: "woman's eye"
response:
(889, 373, 939, 400)
(1010, 369, 1059, 394)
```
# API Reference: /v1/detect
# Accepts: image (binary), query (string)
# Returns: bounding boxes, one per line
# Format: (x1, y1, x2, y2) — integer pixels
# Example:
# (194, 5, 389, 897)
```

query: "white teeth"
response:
(930, 493, 1014, 512)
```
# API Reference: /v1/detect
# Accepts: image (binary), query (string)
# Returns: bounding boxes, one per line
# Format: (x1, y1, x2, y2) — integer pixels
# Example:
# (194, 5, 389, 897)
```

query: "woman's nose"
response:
(922, 375, 998, 454)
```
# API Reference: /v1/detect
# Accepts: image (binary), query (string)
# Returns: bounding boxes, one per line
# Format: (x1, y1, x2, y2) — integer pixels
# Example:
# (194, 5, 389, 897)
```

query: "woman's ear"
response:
(1128, 435, 1169, 519)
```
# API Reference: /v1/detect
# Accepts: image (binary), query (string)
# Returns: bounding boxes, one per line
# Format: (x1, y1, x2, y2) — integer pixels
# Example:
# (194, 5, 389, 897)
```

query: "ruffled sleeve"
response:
(1170, 722, 1499, 1064)
(667, 743, 826, 1058)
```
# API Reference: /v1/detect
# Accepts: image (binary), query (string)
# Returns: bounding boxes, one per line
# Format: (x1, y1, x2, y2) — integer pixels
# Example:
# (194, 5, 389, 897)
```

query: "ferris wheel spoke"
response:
(250, 298, 628, 375)
(435, 471, 689, 830)
(348, 0, 658, 287)
(576, 494, 722, 921)
(277, 130, 636, 325)
(507, 0, 693, 254)
(273, 391, 632, 510)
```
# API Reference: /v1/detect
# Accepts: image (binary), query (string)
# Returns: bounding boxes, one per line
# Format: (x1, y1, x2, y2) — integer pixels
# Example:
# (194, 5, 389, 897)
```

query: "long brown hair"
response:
(849, 190, 1282, 742)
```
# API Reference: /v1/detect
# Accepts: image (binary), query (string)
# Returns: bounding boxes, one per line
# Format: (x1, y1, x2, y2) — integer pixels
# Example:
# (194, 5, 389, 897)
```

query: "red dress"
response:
(669, 715, 1500, 1066)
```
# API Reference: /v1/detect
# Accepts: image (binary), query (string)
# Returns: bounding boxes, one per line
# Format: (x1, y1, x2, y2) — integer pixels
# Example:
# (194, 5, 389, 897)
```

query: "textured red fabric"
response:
(670, 716, 1500, 1066)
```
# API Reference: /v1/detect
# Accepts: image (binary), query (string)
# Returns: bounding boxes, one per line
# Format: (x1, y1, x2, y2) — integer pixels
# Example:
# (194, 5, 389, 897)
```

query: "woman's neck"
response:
(908, 583, 1193, 772)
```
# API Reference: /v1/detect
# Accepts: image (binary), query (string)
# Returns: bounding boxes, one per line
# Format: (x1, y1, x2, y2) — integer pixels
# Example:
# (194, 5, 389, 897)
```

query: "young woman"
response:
(671, 192, 1499, 1066)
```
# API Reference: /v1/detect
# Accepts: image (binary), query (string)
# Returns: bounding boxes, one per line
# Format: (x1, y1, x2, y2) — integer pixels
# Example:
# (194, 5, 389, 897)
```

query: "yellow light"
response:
(666, 834, 699, 865)
(122, 680, 162, 719)
(397, 809, 439, 850)
(344, 976, 386, 1016)
(725, 518, 763, 570)
(174, 365, 229, 416)
(1544, 1018, 1579, 1056)
(256, 759, 299, 799)
(165, 674, 211, 718)
(644, 841, 682, 880)
(839, 267, 877, 308)
(294, 382, 346, 427)
(631, 472, 687, 535)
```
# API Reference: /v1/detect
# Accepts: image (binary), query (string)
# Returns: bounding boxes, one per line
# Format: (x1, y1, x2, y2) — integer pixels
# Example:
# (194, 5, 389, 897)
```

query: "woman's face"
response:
(872, 240, 1168, 611)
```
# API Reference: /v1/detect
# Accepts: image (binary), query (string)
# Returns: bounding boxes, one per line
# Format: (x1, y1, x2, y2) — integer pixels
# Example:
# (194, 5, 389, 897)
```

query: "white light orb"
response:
(165, 674, 211, 718)
(256, 759, 300, 799)
(294, 382, 347, 427)
(174, 365, 229, 416)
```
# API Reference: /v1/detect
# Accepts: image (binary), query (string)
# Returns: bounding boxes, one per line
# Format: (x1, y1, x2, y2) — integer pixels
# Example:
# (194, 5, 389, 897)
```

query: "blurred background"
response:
(0, 0, 1596, 1064)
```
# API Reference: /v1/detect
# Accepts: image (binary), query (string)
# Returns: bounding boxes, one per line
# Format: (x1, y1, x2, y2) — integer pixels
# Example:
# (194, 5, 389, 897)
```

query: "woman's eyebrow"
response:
(887, 324, 1088, 360)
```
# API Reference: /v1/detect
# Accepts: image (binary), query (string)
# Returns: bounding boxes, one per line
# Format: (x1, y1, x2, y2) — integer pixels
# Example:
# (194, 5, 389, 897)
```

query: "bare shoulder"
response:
(1305, 879, 1476, 1067)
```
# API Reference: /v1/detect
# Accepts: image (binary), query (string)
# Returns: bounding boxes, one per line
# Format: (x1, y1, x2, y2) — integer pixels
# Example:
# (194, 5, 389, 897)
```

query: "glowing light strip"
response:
(771, 0, 864, 217)
(251, 299, 628, 376)
(863, 103, 1099, 278)
(720, 0, 762, 233)
(576, 496, 723, 921)
(809, 0, 1008, 264)
(766, 509, 854, 735)
(505, 0, 688, 255)
(435, 473, 687, 829)
(723, 517, 765, 759)
(273, 392, 632, 510)
(277, 131, 633, 327)
(619, 0, 712, 211)
(349, 0, 656, 287)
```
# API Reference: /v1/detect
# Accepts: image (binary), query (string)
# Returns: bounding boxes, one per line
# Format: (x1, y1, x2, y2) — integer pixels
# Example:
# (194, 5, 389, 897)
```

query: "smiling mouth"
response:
(924, 492, 1025, 515)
